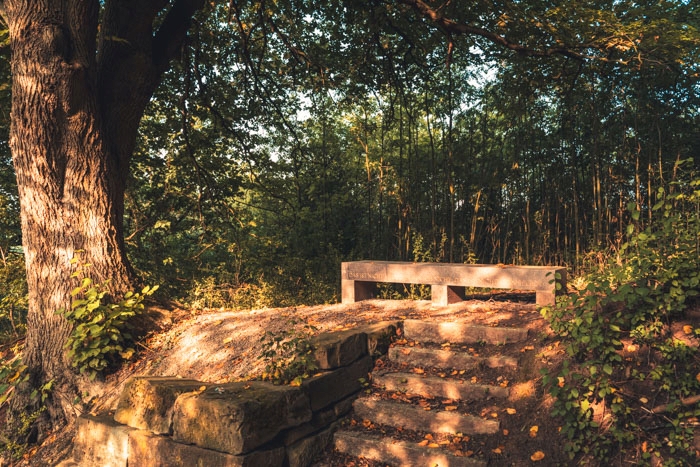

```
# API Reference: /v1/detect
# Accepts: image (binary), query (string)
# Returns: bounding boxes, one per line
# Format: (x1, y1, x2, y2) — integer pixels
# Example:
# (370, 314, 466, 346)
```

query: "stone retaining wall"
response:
(70, 321, 398, 467)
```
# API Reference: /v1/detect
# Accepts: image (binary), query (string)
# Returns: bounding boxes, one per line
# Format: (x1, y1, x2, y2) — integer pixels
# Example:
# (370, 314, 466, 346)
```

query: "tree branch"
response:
(153, 0, 206, 74)
(396, 0, 593, 62)
(65, 0, 100, 71)
(95, 0, 205, 186)
(651, 394, 700, 414)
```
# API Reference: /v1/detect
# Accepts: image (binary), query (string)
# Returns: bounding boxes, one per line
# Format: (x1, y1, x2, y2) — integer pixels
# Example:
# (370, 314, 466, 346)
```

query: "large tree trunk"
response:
(1, 0, 203, 440)
(6, 0, 134, 435)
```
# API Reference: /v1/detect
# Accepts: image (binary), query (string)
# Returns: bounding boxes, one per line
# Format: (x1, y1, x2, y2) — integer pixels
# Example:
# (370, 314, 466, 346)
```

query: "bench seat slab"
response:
(341, 261, 566, 306)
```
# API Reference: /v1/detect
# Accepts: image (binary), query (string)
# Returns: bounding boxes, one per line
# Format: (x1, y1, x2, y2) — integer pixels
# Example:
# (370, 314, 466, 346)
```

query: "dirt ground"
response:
(5, 293, 572, 466)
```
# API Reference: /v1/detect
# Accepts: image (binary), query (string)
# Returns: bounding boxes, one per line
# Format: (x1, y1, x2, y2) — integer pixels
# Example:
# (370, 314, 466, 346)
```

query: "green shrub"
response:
(183, 273, 280, 311)
(230, 280, 276, 310)
(541, 169, 700, 464)
(258, 318, 318, 386)
(0, 349, 26, 408)
(58, 272, 158, 380)
(0, 349, 52, 461)
(0, 252, 27, 342)
(185, 275, 231, 309)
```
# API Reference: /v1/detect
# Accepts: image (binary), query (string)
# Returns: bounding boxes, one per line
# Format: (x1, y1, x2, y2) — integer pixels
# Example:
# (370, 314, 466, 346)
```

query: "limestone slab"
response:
(374, 372, 508, 400)
(341, 261, 566, 305)
(312, 329, 367, 370)
(72, 414, 135, 467)
(302, 354, 373, 411)
(128, 430, 284, 467)
(361, 321, 399, 356)
(388, 346, 517, 370)
(284, 394, 355, 446)
(114, 376, 204, 434)
(431, 284, 467, 306)
(353, 398, 499, 435)
(171, 381, 311, 455)
(334, 430, 486, 467)
(402, 319, 528, 344)
(341, 279, 378, 302)
(286, 424, 336, 467)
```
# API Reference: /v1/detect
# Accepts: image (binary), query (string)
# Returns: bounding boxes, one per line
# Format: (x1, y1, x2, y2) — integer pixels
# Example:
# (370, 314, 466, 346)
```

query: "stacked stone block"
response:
(69, 321, 398, 467)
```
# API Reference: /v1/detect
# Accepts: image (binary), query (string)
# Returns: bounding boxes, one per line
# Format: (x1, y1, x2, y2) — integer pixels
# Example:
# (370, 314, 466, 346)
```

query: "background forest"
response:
(0, 1, 699, 334)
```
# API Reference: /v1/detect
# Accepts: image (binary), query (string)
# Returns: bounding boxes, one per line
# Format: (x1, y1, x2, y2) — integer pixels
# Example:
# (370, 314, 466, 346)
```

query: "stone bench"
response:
(341, 261, 566, 306)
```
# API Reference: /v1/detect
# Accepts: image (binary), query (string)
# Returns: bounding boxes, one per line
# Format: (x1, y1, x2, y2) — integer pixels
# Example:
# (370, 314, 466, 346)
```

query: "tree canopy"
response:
(118, 0, 700, 305)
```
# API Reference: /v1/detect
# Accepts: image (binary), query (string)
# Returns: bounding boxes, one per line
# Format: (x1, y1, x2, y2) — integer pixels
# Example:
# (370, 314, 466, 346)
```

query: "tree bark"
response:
(1, 0, 203, 439)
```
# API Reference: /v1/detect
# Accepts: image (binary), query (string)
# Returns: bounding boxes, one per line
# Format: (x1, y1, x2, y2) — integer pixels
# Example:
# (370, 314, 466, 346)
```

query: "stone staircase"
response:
(57, 301, 561, 466)
(332, 316, 549, 466)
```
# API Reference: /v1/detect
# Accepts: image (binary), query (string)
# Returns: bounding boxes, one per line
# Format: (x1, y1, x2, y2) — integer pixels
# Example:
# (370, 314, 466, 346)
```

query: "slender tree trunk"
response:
(424, 99, 437, 259)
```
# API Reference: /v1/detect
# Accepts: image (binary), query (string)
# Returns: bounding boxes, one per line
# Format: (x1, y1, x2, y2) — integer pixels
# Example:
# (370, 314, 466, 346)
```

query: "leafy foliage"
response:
(258, 319, 318, 386)
(0, 20, 25, 346)
(0, 1, 698, 457)
(0, 349, 26, 408)
(59, 265, 158, 380)
(0, 348, 51, 460)
(541, 165, 700, 463)
(0, 253, 27, 342)
(0, 404, 44, 461)
(99, 0, 697, 313)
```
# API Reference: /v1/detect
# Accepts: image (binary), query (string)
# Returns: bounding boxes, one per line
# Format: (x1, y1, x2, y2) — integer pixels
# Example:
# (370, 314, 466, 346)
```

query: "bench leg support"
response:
(431, 285, 466, 306)
(536, 291, 556, 306)
(342, 280, 377, 304)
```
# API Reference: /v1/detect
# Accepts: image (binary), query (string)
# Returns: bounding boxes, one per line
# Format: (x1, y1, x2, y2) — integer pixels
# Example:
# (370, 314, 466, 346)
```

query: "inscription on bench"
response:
(347, 272, 387, 281)
(341, 261, 566, 306)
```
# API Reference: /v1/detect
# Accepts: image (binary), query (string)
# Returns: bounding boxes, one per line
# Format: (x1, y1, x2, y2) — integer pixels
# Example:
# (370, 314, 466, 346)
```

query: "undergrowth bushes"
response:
(0, 251, 27, 343)
(258, 318, 318, 385)
(542, 169, 700, 465)
(58, 258, 158, 380)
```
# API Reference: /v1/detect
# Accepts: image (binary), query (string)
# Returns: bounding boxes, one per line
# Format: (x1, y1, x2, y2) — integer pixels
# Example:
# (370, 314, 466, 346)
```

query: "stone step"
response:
(353, 398, 499, 435)
(374, 372, 509, 401)
(388, 346, 518, 370)
(334, 430, 486, 467)
(403, 319, 528, 345)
